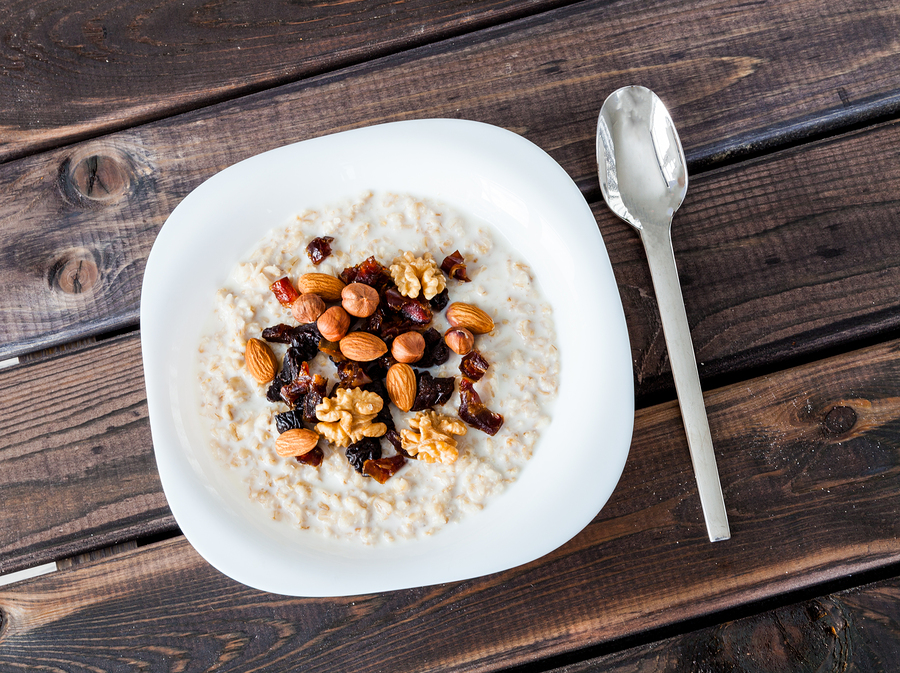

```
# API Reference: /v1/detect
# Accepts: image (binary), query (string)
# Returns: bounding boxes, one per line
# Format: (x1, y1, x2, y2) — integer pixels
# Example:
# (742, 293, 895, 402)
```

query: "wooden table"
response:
(2, 1, 900, 670)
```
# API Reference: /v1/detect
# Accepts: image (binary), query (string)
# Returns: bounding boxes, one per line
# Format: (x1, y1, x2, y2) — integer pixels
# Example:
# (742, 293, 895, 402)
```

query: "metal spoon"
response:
(596, 85, 730, 542)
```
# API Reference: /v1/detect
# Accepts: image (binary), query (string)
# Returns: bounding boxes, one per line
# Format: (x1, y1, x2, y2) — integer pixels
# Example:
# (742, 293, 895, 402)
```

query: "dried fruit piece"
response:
(261, 323, 294, 344)
(410, 371, 455, 411)
(315, 387, 387, 447)
(346, 437, 382, 474)
(363, 454, 407, 483)
(297, 272, 346, 301)
(391, 331, 425, 364)
(306, 236, 334, 265)
(386, 363, 416, 412)
(335, 360, 372, 389)
(459, 350, 490, 381)
(292, 293, 326, 323)
(400, 410, 467, 464)
(446, 302, 494, 334)
(445, 327, 474, 355)
(339, 256, 393, 292)
(384, 287, 433, 324)
(415, 328, 450, 368)
(274, 408, 305, 434)
(440, 250, 471, 282)
(270, 277, 300, 307)
(297, 446, 324, 466)
(429, 287, 450, 311)
(339, 332, 388, 362)
(389, 251, 446, 300)
(245, 338, 278, 383)
(275, 428, 320, 457)
(458, 378, 503, 435)
(317, 306, 351, 341)
(341, 283, 380, 318)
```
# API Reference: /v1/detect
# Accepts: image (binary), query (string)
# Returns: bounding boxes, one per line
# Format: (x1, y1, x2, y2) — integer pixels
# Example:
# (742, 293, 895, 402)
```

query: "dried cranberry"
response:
(275, 408, 305, 433)
(458, 377, 503, 435)
(306, 236, 334, 265)
(296, 446, 324, 467)
(416, 328, 450, 368)
(459, 350, 490, 381)
(270, 277, 300, 307)
(411, 371, 455, 411)
(346, 437, 382, 474)
(440, 250, 471, 282)
(363, 454, 407, 484)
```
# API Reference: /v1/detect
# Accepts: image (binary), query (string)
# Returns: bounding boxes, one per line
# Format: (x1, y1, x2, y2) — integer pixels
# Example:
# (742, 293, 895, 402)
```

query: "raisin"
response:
(440, 250, 471, 282)
(384, 428, 404, 453)
(275, 408, 305, 433)
(346, 437, 382, 474)
(411, 371, 455, 411)
(306, 236, 334, 265)
(270, 277, 300, 307)
(290, 323, 322, 362)
(296, 446, 324, 467)
(363, 454, 407, 484)
(458, 377, 503, 435)
(429, 287, 449, 311)
(262, 323, 295, 344)
(459, 350, 490, 381)
(416, 328, 450, 368)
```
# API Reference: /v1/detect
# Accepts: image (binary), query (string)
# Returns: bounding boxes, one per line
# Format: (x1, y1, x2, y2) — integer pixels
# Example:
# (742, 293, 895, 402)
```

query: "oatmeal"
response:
(197, 192, 559, 544)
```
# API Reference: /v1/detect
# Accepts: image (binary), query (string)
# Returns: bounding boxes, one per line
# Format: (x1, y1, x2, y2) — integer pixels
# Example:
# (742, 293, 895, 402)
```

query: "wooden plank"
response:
(0, 0, 568, 163)
(548, 577, 900, 672)
(1, 335, 898, 670)
(0, 332, 174, 575)
(3, 0, 900, 363)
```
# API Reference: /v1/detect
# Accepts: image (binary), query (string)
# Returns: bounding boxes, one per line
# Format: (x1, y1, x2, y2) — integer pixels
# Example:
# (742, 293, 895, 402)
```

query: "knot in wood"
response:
(69, 154, 130, 200)
(49, 248, 100, 295)
(824, 405, 857, 435)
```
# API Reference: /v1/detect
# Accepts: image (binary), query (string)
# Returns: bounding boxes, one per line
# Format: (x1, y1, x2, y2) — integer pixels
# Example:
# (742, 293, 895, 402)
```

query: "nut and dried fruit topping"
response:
(317, 305, 351, 341)
(341, 282, 380, 318)
(391, 331, 425, 363)
(315, 387, 388, 447)
(444, 327, 474, 355)
(339, 332, 388, 362)
(275, 428, 320, 457)
(389, 251, 446, 300)
(400, 410, 468, 464)
(297, 272, 346, 301)
(446, 302, 494, 334)
(386, 362, 417, 412)
(245, 338, 278, 383)
(292, 293, 326, 323)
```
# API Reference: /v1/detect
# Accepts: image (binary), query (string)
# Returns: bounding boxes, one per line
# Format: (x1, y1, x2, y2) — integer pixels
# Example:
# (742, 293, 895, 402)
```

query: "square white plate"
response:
(141, 119, 633, 596)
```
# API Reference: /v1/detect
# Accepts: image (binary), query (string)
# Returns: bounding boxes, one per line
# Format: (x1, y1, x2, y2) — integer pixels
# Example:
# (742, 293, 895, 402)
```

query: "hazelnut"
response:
(291, 293, 326, 323)
(341, 283, 379, 318)
(444, 327, 474, 355)
(317, 306, 351, 341)
(392, 331, 425, 363)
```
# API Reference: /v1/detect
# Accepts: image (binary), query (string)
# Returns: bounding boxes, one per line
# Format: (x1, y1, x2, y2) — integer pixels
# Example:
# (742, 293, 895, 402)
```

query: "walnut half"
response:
(400, 410, 467, 464)
(389, 251, 446, 300)
(315, 387, 387, 448)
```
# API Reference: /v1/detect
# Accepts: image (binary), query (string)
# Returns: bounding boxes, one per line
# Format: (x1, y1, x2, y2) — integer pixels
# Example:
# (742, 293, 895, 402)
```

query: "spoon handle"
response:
(640, 226, 730, 542)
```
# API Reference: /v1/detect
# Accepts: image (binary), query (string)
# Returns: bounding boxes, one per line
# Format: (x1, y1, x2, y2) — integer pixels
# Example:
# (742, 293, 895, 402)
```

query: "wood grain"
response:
(0, 332, 174, 575)
(0, 0, 567, 162)
(0, 335, 898, 671)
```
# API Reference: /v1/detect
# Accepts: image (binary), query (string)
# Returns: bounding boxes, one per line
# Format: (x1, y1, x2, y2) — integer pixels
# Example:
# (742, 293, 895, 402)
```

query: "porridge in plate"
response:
(197, 192, 560, 543)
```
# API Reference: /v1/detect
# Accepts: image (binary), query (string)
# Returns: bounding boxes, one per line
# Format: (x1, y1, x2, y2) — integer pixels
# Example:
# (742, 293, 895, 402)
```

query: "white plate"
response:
(141, 119, 633, 596)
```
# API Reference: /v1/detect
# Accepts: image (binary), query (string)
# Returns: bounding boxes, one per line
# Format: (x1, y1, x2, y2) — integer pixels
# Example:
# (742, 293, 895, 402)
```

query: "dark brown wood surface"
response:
(0, 0, 568, 162)
(1, 337, 898, 671)
(3, 0, 900, 362)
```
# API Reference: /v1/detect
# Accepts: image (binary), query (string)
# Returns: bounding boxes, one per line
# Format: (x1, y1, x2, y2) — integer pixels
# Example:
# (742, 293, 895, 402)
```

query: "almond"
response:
(339, 331, 388, 362)
(297, 272, 346, 301)
(245, 338, 278, 383)
(445, 302, 494, 334)
(275, 428, 320, 457)
(386, 363, 416, 412)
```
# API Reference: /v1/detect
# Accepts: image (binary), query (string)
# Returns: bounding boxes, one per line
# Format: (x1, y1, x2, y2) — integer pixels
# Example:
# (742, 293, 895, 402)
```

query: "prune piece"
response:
(363, 454, 407, 484)
(306, 236, 334, 265)
(363, 306, 419, 341)
(270, 277, 300, 307)
(336, 361, 372, 389)
(262, 323, 295, 344)
(384, 428, 404, 453)
(440, 250, 471, 282)
(340, 256, 393, 292)
(275, 408, 305, 434)
(301, 374, 327, 424)
(279, 361, 312, 407)
(346, 437, 382, 474)
(296, 446, 324, 467)
(290, 323, 322, 362)
(411, 371, 455, 411)
(416, 328, 450, 368)
(266, 379, 285, 403)
(429, 287, 449, 311)
(266, 346, 305, 402)
(361, 353, 393, 382)
(459, 350, 490, 381)
(458, 377, 503, 435)
(385, 287, 432, 324)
